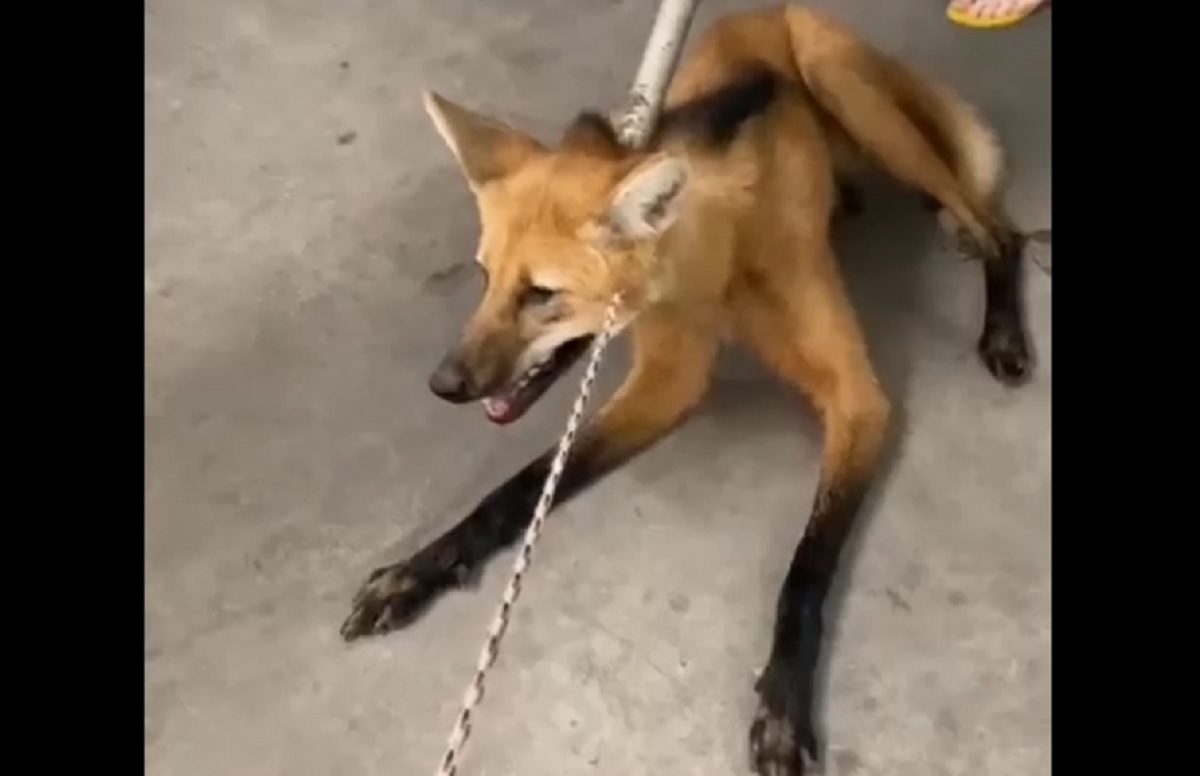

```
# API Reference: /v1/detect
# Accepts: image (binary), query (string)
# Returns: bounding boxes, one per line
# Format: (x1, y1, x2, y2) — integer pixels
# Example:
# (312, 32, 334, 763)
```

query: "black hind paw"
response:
(978, 323, 1032, 385)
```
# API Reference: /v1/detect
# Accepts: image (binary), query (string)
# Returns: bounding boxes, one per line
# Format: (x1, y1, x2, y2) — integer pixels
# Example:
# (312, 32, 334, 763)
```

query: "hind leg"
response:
(930, 200, 1031, 382)
(796, 71, 1032, 381)
(794, 61, 1000, 255)
(975, 225, 1030, 382)
(787, 20, 1032, 382)
(919, 197, 1032, 382)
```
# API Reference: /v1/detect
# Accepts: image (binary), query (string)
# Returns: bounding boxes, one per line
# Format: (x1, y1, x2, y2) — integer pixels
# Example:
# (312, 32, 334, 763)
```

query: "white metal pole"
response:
(610, 0, 701, 149)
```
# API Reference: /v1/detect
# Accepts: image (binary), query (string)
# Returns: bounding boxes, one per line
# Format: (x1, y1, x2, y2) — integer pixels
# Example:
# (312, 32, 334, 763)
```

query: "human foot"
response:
(947, 0, 1049, 28)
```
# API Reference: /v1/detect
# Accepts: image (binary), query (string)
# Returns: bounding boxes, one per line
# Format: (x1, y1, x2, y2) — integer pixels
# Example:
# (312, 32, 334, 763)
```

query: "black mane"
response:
(562, 67, 782, 154)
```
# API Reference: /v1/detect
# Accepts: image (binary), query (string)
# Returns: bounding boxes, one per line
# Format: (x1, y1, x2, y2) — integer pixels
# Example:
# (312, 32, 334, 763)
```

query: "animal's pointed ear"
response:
(601, 154, 690, 243)
(422, 90, 545, 187)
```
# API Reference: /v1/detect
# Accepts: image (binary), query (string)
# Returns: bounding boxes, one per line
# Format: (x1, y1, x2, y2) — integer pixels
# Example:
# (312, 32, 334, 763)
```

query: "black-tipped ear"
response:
(422, 90, 546, 187)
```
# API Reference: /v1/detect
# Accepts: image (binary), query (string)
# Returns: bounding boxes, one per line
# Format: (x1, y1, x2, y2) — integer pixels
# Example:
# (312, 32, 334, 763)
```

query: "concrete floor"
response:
(144, 1, 1051, 774)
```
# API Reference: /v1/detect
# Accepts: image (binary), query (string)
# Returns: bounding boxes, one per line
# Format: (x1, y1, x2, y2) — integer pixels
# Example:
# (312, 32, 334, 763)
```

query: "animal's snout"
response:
(428, 353, 478, 403)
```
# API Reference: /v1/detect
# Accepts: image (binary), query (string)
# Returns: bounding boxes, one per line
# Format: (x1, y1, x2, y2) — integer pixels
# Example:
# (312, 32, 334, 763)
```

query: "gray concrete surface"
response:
(145, 1, 1051, 774)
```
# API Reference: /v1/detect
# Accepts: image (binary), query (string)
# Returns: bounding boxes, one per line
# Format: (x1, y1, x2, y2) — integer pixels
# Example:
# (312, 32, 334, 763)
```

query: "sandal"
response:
(946, 0, 1050, 29)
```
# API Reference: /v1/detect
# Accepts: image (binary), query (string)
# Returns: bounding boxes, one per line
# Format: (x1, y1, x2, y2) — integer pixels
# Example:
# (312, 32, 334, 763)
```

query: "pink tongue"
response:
(482, 397, 510, 421)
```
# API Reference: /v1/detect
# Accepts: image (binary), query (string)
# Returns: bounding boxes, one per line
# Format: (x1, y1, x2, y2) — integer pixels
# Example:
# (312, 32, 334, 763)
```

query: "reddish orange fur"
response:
(346, 9, 1029, 772)
(423, 4, 1015, 479)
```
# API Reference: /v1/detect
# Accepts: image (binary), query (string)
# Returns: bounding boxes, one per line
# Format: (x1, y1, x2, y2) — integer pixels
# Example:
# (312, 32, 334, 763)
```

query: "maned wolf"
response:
(341, 5, 1033, 774)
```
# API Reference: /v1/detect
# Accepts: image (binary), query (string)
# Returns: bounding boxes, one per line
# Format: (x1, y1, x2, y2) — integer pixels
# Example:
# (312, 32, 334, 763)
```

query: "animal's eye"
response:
(521, 284, 558, 307)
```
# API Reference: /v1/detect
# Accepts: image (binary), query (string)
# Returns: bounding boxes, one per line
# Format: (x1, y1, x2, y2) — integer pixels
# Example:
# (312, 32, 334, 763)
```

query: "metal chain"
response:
(433, 295, 624, 776)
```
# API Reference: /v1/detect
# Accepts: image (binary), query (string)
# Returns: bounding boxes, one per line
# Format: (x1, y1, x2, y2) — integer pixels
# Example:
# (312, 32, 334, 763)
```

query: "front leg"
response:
(733, 268, 891, 775)
(751, 393, 889, 774)
(340, 311, 717, 640)
(339, 448, 579, 640)
(750, 456, 880, 775)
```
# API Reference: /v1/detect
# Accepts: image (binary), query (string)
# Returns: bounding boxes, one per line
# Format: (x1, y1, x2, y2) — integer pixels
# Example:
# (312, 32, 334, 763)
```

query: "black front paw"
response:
(749, 664, 819, 776)
(340, 546, 470, 641)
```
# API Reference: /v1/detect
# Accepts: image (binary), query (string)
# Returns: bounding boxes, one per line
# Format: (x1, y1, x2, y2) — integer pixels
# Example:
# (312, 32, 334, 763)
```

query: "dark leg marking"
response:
(340, 443, 607, 640)
(921, 193, 1034, 384)
(977, 230, 1032, 384)
(750, 483, 865, 776)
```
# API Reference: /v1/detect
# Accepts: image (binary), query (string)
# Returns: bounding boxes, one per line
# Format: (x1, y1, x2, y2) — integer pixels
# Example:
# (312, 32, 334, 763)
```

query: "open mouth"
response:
(480, 336, 594, 425)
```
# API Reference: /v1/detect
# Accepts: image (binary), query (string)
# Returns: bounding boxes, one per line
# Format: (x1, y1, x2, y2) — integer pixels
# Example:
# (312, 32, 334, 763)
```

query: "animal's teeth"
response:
(513, 358, 551, 392)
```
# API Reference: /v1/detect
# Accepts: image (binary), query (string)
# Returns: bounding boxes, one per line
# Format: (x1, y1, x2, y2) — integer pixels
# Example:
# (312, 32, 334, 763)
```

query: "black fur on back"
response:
(656, 67, 780, 147)
(561, 66, 781, 156)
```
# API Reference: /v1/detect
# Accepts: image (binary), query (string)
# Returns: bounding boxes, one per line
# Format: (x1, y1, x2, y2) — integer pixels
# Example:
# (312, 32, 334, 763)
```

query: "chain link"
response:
(433, 295, 624, 776)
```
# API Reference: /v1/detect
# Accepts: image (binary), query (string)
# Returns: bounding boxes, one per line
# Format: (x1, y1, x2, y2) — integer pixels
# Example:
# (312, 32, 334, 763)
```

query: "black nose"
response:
(428, 355, 476, 403)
